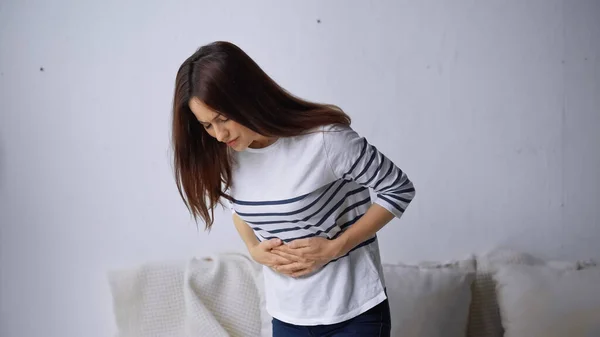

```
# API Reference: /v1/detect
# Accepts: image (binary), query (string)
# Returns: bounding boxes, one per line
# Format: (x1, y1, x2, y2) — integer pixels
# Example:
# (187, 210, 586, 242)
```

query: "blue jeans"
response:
(272, 299, 391, 337)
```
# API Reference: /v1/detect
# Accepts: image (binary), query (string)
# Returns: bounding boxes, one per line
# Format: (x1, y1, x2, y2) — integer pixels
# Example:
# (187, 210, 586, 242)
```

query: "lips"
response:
(227, 138, 238, 147)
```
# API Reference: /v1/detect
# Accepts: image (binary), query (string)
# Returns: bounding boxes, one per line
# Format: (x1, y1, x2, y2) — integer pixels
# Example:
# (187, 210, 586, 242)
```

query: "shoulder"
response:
(319, 123, 357, 142)
(320, 123, 361, 147)
(288, 124, 356, 147)
(285, 124, 360, 154)
(319, 123, 352, 133)
(319, 124, 367, 169)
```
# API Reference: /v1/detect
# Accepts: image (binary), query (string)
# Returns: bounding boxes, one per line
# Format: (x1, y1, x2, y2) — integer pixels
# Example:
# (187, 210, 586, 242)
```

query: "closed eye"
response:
(199, 115, 228, 129)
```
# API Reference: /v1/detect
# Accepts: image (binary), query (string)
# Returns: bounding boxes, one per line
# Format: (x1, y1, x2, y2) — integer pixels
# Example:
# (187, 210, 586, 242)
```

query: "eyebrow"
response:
(198, 115, 221, 125)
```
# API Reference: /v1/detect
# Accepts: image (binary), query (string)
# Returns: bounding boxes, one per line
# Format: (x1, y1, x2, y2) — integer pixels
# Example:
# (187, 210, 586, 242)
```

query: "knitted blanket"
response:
(108, 253, 271, 337)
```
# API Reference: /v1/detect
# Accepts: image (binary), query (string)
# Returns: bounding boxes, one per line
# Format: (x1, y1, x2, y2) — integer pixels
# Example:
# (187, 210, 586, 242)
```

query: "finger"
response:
(291, 268, 313, 278)
(270, 254, 293, 265)
(288, 238, 311, 249)
(276, 262, 307, 274)
(271, 244, 299, 255)
(270, 249, 303, 262)
(261, 238, 282, 250)
(275, 246, 313, 259)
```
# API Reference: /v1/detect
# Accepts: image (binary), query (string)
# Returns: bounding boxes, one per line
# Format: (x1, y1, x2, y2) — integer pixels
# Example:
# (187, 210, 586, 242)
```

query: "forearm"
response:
(232, 213, 259, 250)
(333, 203, 395, 257)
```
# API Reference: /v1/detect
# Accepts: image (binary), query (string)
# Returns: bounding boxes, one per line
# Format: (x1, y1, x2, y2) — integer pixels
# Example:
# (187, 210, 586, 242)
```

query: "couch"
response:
(108, 248, 599, 337)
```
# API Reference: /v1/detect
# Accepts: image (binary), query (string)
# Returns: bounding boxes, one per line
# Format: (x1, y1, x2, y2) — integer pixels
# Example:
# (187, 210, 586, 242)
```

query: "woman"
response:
(172, 41, 415, 337)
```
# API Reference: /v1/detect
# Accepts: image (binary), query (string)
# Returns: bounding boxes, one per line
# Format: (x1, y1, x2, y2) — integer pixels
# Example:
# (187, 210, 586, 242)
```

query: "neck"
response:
(249, 136, 278, 149)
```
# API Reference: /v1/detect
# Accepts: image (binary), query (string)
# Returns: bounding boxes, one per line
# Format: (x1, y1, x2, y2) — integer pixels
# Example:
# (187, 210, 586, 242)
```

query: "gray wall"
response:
(1, 0, 599, 336)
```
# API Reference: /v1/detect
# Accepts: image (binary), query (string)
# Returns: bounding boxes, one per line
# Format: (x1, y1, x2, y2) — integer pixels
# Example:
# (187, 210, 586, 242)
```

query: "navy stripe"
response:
(389, 186, 415, 196)
(305, 211, 366, 242)
(262, 233, 292, 242)
(233, 192, 309, 206)
(323, 213, 364, 238)
(235, 181, 339, 217)
(306, 186, 367, 229)
(342, 138, 367, 177)
(251, 187, 367, 234)
(321, 222, 340, 236)
(373, 163, 394, 190)
(339, 214, 363, 231)
(324, 236, 377, 267)
(353, 148, 377, 182)
(378, 194, 406, 213)
(379, 169, 404, 193)
(336, 197, 371, 221)
(246, 181, 350, 225)
(363, 152, 385, 186)
(262, 220, 339, 242)
(326, 215, 363, 242)
(280, 233, 313, 243)
(263, 226, 303, 234)
(288, 216, 361, 244)
(257, 213, 354, 241)
(257, 210, 363, 242)
(384, 193, 412, 203)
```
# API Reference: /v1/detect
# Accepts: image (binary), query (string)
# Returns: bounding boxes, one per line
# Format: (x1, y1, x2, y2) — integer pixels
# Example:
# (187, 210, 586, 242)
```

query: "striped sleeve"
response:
(322, 124, 415, 218)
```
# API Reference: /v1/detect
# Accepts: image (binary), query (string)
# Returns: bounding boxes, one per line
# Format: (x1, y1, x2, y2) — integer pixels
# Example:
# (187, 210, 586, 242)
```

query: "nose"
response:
(214, 125, 229, 143)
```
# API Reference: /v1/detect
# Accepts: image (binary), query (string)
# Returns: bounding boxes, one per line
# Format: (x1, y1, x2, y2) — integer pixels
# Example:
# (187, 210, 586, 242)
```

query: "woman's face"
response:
(188, 97, 273, 151)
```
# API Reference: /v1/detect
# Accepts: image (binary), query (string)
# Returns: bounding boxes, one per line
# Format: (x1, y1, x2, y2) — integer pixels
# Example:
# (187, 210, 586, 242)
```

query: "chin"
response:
(230, 143, 247, 152)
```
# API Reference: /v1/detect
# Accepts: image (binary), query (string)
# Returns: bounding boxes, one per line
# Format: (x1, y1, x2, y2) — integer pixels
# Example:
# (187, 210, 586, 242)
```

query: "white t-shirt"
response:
(227, 124, 415, 326)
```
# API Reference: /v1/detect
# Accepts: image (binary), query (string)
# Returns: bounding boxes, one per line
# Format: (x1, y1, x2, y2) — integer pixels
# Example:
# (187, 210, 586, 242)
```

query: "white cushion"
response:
(468, 248, 579, 337)
(382, 257, 476, 337)
(495, 264, 600, 337)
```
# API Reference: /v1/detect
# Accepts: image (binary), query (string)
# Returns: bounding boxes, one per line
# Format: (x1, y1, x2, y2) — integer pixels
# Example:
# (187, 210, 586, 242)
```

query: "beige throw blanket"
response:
(108, 253, 271, 337)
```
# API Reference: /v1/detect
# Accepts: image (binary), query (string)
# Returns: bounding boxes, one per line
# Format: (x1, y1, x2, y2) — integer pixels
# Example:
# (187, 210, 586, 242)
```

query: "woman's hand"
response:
(248, 239, 295, 272)
(270, 237, 344, 278)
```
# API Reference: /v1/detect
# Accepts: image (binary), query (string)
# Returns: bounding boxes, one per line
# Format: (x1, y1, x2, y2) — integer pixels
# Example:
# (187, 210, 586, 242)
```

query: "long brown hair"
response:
(172, 41, 351, 230)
